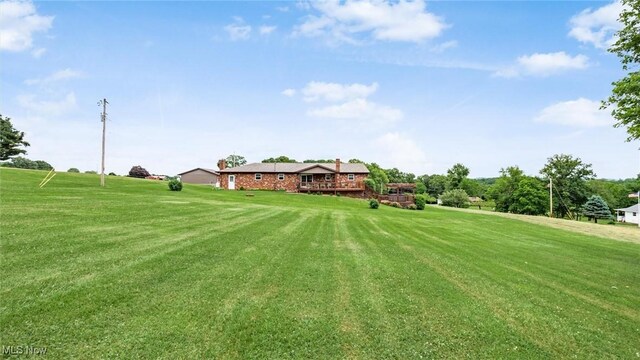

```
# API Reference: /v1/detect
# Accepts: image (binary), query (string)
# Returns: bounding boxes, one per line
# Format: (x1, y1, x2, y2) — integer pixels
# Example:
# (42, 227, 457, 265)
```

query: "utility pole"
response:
(99, 98, 108, 187)
(549, 177, 553, 218)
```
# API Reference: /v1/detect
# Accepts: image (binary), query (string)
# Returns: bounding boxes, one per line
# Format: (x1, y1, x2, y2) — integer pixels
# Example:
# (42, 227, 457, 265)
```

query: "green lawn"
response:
(1, 168, 639, 358)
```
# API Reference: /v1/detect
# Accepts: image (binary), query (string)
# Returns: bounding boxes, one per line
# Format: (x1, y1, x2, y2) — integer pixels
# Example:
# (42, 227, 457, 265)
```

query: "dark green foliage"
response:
(226, 154, 247, 167)
(262, 156, 296, 163)
(385, 168, 415, 183)
(440, 189, 470, 208)
(168, 179, 183, 191)
(129, 165, 150, 178)
(368, 198, 379, 209)
(487, 166, 543, 214)
(587, 178, 639, 210)
(0, 115, 30, 160)
(85, 171, 97, 174)
(419, 174, 448, 198)
(603, 0, 640, 141)
(508, 177, 549, 215)
(67, 168, 80, 173)
(446, 163, 470, 190)
(415, 181, 426, 194)
(540, 154, 595, 219)
(108, 172, 117, 176)
(582, 195, 613, 223)
(414, 194, 427, 210)
(366, 162, 389, 194)
(364, 178, 376, 190)
(1, 157, 52, 170)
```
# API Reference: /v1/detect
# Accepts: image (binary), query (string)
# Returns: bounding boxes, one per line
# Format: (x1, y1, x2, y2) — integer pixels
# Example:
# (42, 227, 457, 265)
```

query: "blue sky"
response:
(1, 0, 637, 178)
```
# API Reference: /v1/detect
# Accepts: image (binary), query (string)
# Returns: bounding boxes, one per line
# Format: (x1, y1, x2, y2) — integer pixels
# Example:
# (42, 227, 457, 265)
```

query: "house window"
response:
(634, 212, 637, 217)
(348, 174, 355, 181)
(325, 174, 332, 181)
(301, 174, 313, 183)
(278, 173, 285, 181)
(255, 173, 262, 180)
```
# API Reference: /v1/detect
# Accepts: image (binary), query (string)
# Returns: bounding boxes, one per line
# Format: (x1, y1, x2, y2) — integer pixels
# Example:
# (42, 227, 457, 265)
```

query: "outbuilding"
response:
(178, 168, 220, 186)
(615, 204, 639, 224)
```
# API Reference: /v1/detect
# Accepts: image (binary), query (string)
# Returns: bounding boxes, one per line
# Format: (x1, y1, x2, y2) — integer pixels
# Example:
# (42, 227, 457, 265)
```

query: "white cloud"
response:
(224, 18, 251, 41)
(302, 81, 378, 102)
(569, 1, 624, 49)
(25, 68, 83, 85)
(17, 92, 77, 116)
(308, 98, 402, 125)
(534, 98, 613, 128)
(0, 0, 53, 52)
(430, 40, 457, 53)
(281, 88, 296, 97)
(295, 0, 447, 43)
(495, 52, 589, 78)
(374, 132, 428, 173)
(259, 25, 276, 35)
(31, 47, 45, 58)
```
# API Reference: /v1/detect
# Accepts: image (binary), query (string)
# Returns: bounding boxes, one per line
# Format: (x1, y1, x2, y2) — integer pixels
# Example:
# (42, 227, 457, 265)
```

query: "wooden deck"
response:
(299, 181, 365, 192)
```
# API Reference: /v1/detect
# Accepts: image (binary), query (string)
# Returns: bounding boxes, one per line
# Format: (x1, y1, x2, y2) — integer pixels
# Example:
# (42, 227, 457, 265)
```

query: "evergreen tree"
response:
(0, 115, 30, 160)
(582, 195, 613, 223)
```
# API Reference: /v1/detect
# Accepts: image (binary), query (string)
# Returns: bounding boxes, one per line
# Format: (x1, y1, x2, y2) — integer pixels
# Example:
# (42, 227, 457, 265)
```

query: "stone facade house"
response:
(218, 159, 369, 196)
(178, 168, 220, 186)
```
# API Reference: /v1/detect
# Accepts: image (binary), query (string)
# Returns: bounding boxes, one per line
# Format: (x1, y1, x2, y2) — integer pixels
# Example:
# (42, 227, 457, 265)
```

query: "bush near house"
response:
(368, 199, 379, 209)
(414, 194, 427, 210)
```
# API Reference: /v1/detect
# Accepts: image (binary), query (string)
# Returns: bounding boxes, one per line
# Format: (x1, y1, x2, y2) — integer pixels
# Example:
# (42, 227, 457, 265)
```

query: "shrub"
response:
(390, 202, 401, 208)
(67, 168, 80, 173)
(108, 172, 117, 176)
(84, 170, 97, 174)
(128, 165, 150, 178)
(369, 199, 379, 209)
(168, 179, 183, 191)
(440, 189, 470, 208)
(406, 204, 418, 210)
(415, 194, 427, 210)
(1, 156, 52, 170)
(239, 186, 245, 191)
(380, 200, 391, 206)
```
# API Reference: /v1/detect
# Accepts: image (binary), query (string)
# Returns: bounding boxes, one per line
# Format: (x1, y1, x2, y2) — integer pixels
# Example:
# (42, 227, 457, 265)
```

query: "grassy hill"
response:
(1, 168, 638, 358)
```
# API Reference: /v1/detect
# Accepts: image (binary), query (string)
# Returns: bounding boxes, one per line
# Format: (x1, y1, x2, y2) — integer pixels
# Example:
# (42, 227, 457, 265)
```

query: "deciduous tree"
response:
(540, 154, 595, 219)
(226, 154, 247, 167)
(446, 163, 470, 190)
(602, 0, 640, 141)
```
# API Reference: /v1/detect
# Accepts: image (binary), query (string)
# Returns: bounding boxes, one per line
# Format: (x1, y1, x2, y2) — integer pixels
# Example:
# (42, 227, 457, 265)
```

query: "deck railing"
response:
(299, 181, 364, 191)
(377, 194, 415, 203)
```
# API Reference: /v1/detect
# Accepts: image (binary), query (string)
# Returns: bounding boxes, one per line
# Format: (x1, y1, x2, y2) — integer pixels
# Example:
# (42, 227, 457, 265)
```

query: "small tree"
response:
(582, 195, 613, 223)
(129, 165, 150, 178)
(414, 194, 427, 210)
(0, 115, 30, 160)
(67, 168, 80, 173)
(440, 189, 470, 208)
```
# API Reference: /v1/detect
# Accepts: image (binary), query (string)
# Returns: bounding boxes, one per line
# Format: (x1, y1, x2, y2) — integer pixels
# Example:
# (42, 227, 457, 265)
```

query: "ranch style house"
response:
(218, 158, 369, 196)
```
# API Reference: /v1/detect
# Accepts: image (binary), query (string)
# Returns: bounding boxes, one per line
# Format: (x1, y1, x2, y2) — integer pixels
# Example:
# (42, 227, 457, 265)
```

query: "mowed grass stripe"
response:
(349, 214, 552, 358)
(382, 214, 638, 357)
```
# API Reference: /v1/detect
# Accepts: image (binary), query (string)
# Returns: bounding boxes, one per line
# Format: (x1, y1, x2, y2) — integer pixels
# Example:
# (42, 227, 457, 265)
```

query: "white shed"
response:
(615, 204, 639, 224)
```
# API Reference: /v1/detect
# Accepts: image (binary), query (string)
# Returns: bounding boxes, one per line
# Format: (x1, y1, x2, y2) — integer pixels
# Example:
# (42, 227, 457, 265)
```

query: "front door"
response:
(228, 175, 235, 190)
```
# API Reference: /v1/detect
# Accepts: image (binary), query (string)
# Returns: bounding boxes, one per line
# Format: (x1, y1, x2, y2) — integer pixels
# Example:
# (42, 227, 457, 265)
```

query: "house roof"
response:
(219, 162, 369, 174)
(615, 204, 639, 212)
(178, 168, 220, 176)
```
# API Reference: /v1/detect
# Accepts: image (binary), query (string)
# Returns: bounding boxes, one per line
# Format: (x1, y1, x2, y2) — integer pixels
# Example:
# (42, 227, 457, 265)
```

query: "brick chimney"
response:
(217, 159, 227, 170)
(335, 158, 341, 173)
